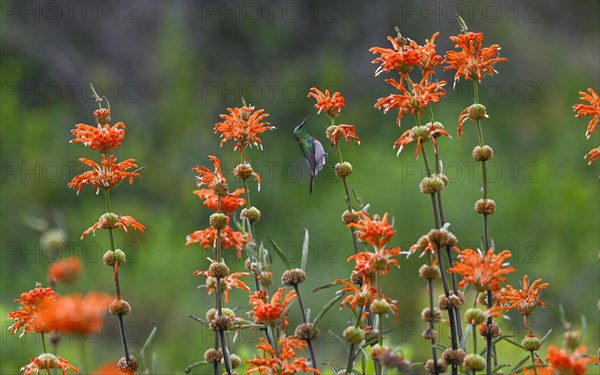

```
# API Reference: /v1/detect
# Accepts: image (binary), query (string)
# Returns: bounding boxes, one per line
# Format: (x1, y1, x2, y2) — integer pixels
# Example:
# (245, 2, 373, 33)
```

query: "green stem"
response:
(41, 332, 47, 353)
(294, 285, 317, 371)
(531, 351, 538, 375)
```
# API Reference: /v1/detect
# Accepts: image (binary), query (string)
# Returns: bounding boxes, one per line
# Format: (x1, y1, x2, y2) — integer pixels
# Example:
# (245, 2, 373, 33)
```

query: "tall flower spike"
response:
(573, 88, 600, 138)
(214, 105, 274, 151)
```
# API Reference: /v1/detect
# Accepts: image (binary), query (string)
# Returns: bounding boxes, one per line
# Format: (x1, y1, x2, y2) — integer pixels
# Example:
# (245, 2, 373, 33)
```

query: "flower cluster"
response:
(573, 88, 600, 164)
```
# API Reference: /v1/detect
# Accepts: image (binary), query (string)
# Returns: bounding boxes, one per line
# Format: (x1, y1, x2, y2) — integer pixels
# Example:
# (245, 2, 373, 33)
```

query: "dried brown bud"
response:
(441, 348, 466, 366)
(335, 162, 353, 178)
(420, 176, 445, 194)
(421, 307, 443, 322)
(422, 328, 437, 340)
(108, 299, 131, 315)
(418, 264, 441, 280)
(294, 322, 319, 340)
(117, 355, 139, 372)
(213, 182, 229, 197)
(473, 145, 494, 161)
(425, 359, 448, 374)
(479, 322, 502, 339)
(342, 210, 360, 225)
(209, 315, 232, 331)
(204, 348, 223, 363)
(475, 199, 496, 215)
(281, 268, 307, 286)
(209, 262, 230, 278)
(234, 163, 253, 179)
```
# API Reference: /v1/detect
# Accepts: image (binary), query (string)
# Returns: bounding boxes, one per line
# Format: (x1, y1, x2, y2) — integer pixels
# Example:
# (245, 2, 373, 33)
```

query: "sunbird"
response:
(293, 116, 327, 194)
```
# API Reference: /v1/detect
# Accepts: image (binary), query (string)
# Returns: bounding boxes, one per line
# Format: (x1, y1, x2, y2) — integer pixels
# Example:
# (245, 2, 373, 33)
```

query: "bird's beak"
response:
(299, 115, 310, 129)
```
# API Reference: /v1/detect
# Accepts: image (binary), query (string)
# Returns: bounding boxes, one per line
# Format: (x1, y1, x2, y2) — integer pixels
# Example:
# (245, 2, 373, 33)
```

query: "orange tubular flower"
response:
(573, 88, 600, 138)
(21, 353, 78, 375)
(307, 87, 345, 118)
(327, 124, 360, 145)
(91, 362, 123, 375)
(448, 249, 515, 292)
(248, 287, 296, 326)
(374, 76, 446, 126)
(496, 275, 548, 329)
(393, 123, 449, 157)
(547, 346, 598, 375)
(584, 147, 600, 165)
(8, 287, 56, 336)
(369, 35, 422, 77)
(443, 31, 507, 84)
(194, 265, 250, 303)
(193, 155, 226, 189)
(68, 155, 141, 195)
(33, 292, 113, 335)
(193, 188, 246, 215)
(214, 105, 274, 151)
(348, 247, 401, 277)
(70, 121, 125, 153)
(246, 337, 320, 375)
(416, 32, 442, 75)
(516, 363, 553, 375)
(48, 257, 82, 285)
(185, 225, 250, 258)
(336, 279, 377, 312)
(347, 212, 395, 249)
(81, 214, 145, 239)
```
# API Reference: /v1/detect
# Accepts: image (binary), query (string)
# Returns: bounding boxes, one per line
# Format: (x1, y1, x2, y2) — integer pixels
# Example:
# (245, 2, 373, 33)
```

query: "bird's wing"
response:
(309, 138, 327, 176)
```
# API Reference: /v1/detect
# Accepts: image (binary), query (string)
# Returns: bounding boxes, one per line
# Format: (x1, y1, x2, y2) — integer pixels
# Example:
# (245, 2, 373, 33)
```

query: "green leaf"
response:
(139, 322, 158, 368)
(431, 343, 447, 351)
(301, 228, 309, 272)
(184, 361, 208, 374)
(313, 293, 344, 327)
(539, 328, 553, 345)
(579, 314, 587, 344)
(328, 329, 351, 353)
(509, 355, 531, 373)
(266, 236, 292, 270)
(456, 15, 468, 32)
(313, 280, 343, 292)
(186, 314, 209, 327)
(460, 323, 472, 350)
(492, 364, 510, 373)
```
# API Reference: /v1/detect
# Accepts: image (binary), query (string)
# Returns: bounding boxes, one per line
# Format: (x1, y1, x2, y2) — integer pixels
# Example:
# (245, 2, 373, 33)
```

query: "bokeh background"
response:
(1, 0, 598, 373)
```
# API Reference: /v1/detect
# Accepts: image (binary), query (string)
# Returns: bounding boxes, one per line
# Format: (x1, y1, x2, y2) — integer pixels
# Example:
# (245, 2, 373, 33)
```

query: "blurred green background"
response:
(1, 0, 598, 373)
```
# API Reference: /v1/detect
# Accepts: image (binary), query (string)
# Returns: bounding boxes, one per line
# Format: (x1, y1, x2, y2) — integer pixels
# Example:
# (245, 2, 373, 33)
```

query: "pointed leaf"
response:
(539, 328, 553, 345)
(140, 322, 158, 366)
(313, 280, 343, 292)
(313, 293, 344, 327)
(328, 329, 351, 353)
(492, 364, 510, 373)
(184, 361, 208, 374)
(266, 236, 292, 270)
(301, 228, 309, 272)
(460, 324, 472, 350)
(510, 355, 534, 373)
(579, 314, 587, 344)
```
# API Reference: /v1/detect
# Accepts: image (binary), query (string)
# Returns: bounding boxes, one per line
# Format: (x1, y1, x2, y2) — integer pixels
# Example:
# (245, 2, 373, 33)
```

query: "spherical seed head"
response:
(412, 125, 432, 142)
(209, 315, 232, 331)
(103, 249, 126, 266)
(240, 207, 261, 223)
(464, 354, 486, 371)
(343, 326, 365, 344)
(438, 295, 449, 310)
(419, 264, 441, 280)
(522, 335, 541, 352)
(479, 322, 502, 339)
(93, 108, 111, 124)
(206, 276, 227, 291)
(425, 359, 448, 374)
(475, 198, 496, 215)
(204, 348, 223, 363)
(441, 348, 466, 366)
(473, 145, 494, 161)
(335, 162, 353, 178)
(117, 355, 139, 372)
(371, 299, 391, 315)
(563, 330, 581, 350)
(221, 308, 236, 320)
(228, 354, 242, 369)
(108, 299, 131, 315)
(447, 232, 457, 247)
(295, 322, 319, 340)
(209, 262, 230, 278)
(206, 308, 218, 322)
(422, 327, 437, 340)
(210, 213, 229, 230)
(435, 173, 449, 186)
(99, 212, 119, 229)
(420, 176, 445, 194)
(234, 163, 253, 179)
(430, 121, 445, 132)
(325, 125, 337, 140)
(465, 308, 486, 325)
(468, 103, 487, 120)
(342, 210, 360, 225)
(428, 228, 451, 246)
(213, 182, 229, 197)
(447, 293, 462, 308)
(421, 307, 443, 322)
(281, 268, 307, 286)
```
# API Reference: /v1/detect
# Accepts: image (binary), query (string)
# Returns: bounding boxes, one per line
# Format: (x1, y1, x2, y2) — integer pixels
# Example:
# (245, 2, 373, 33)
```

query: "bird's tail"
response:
(309, 174, 315, 194)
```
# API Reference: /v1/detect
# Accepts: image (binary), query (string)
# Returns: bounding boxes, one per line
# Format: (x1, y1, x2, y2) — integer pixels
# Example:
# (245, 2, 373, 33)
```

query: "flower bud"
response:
(465, 308, 486, 325)
(99, 212, 119, 229)
(522, 334, 541, 352)
(108, 299, 131, 315)
(206, 308, 218, 322)
(227, 354, 242, 369)
(103, 249, 126, 267)
(210, 213, 229, 230)
(475, 199, 496, 215)
(425, 359, 448, 374)
(335, 162, 353, 178)
(93, 108, 111, 124)
(281, 268, 306, 286)
(473, 145, 494, 161)
(468, 103, 487, 120)
(464, 354, 486, 371)
(240, 207, 261, 223)
(371, 299, 391, 315)
(343, 326, 365, 344)
(213, 182, 229, 197)
(563, 330, 581, 350)
(234, 163, 253, 179)
(209, 262, 230, 278)
(427, 228, 453, 247)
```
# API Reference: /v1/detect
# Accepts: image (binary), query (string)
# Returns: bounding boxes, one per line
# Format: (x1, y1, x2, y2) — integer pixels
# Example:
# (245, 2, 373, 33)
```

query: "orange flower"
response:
(443, 31, 507, 83)
(417, 32, 443, 75)
(33, 292, 113, 335)
(8, 287, 56, 336)
(348, 247, 401, 277)
(214, 105, 274, 151)
(547, 346, 597, 375)
(193, 188, 246, 215)
(248, 287, 296, 326)
(374, 76, 446, 126)
(194, 263, 250, 303)
(347, 212, 395, 249)
(327, 124, 360, 146)
(68, 155, 141, 194)
(185, 225, 250, 258)
(91, 362, 122, 375)
(515, 363, 553, 375)
(70, 121, 125, 153)
(246, 337, 320, 375)
(193, 155, 226, 189)
(307, 87, 345, 118)
(584, 147, 600, 165)
(81, 214, 145, 239)
(21, 353, 78, 375)
(496, 275, 549, 329)
(369, 35, 422, 77)
(336, 279, 377, 312)
(448, 249, 515, 292)
(393, 123, 449, 157)
(573, 88, 600, 138)
(48, 257, 82, 286)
